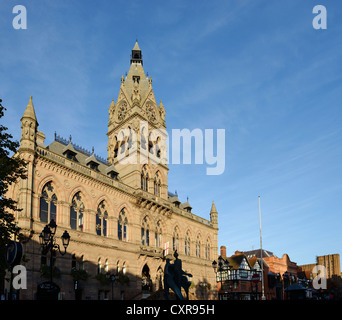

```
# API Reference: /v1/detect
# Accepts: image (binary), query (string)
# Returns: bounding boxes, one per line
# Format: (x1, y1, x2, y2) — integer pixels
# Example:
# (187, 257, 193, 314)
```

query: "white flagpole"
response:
(259, 196, 265, 300)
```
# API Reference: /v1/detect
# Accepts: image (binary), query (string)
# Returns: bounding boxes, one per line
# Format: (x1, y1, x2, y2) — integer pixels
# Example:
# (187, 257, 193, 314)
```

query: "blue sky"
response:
(1, 0, 342, 266)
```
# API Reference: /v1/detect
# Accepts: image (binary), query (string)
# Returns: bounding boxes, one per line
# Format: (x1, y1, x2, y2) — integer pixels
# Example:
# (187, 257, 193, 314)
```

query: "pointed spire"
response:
(22, 95, 37, 122)
(210, 200, 218, 213)
(109, 98, 115, 111)
(133, 40, 140, 51)
(210, 201, 218, 226)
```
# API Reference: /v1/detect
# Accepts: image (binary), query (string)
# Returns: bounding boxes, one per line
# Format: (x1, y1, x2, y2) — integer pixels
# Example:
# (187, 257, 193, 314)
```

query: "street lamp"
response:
(39, 219, 71, 284)
(106, 272, 117, 300)
(212, 256, 231, 300)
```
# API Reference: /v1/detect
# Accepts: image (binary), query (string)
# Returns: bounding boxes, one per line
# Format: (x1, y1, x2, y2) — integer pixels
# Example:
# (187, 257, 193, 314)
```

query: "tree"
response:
(0, 98, 27, 288)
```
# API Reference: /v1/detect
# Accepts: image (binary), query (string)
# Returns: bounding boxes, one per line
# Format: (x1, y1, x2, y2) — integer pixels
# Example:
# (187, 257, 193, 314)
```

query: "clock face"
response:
(117, 104, 127, 121)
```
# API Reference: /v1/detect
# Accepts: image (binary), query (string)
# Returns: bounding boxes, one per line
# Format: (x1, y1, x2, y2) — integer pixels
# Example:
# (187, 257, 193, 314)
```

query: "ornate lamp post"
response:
(39, 219, 70, 285)
(106, 272, 117, 300)
(212, 256, 231, 300)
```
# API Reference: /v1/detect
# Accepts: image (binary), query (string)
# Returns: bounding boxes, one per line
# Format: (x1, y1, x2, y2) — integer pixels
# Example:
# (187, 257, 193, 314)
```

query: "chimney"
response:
(220, 246, 226, 257)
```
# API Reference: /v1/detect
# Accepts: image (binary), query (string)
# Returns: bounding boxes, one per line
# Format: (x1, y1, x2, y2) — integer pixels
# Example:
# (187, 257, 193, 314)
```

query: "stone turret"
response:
(20, 96, 38, 151)
(210, 201, 218, 227)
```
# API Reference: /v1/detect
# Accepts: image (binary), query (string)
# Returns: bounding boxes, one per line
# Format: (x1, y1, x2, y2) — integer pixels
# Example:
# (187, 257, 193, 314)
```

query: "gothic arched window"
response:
(39, 182, 58, 223)
(141, 165, 149, 192)
(172, 227, 179, 251)
(118, 208, 128, 241)
(141, 216, 150, 246)
(185, 231, 191, 256)
(205, 239, 211, 260)
(70, 192, 84, 231)
(154, 171, 161, 197)
(155, 221, 162, 248)
(196, 235, 201, 258)
(96, 201, 108, 237)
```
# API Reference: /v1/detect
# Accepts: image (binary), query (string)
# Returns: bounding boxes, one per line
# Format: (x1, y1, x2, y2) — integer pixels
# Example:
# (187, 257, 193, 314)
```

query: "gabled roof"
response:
(180, 201, 192, 210)
(105, 164, 118, 174)
(228, 254, 251, 270)
(244, 249, 275, 259)
(85, 153, 100, 166)
(169, 195, 181, 204)
(62, 142, 78, 156)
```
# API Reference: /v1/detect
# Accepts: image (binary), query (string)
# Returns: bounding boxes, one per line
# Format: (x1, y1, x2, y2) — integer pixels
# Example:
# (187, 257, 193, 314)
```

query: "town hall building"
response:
(7, 42, 219, 300)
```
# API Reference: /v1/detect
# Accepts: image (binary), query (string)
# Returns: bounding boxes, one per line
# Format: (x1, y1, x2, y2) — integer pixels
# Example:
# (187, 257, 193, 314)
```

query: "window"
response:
(140, 127, 147, 150)
(141, 165, 149, 191)
(122, 262, 126, 275)
(141, 217, 150, 246)
(72, 254, 84, 270)
(185, 231, 191, 256)
(205, 239, 211, 260)
(172, 228, 179, 251)
(96, 201, 108, 237)
(154, 171, 161, 197)
(196, 235, 201, 258)
(70, 192, 84, 231)
(97, 258, 102, 275)
(155, 137, 161, 158)
(113, 136, 119, 158)
(148, 133, 154, 155)
(155, 221, 162, 248)
(118, 209, 128, 241)
(39, 182, 58, 223)
(239, 258, 250, 278)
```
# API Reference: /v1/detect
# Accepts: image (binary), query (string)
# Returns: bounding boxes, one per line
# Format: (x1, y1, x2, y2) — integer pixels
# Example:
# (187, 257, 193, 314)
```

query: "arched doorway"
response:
(141, 264, 152, 293)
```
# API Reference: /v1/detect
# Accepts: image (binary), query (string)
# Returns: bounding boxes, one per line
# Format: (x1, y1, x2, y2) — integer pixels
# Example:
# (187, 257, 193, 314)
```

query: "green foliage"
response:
(40, 265, 61, 279)
(0, 98, 27, 279)
(96, 273, 111, 285)
(118, 274, 130, 285)
(0, 99, 27, 244)
(71, 267, 88, 281)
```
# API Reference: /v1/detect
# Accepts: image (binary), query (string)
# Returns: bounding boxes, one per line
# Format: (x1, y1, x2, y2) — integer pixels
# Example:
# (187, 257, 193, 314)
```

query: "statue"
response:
(164, 250, 192, 300)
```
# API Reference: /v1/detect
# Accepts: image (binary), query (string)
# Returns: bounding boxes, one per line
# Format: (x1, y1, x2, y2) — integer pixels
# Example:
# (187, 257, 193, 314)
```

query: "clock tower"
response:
(107, 41, 168, 199)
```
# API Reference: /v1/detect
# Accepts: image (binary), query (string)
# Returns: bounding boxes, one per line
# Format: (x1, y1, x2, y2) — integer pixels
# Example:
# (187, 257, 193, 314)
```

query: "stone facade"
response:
(7, 42, 218, 300)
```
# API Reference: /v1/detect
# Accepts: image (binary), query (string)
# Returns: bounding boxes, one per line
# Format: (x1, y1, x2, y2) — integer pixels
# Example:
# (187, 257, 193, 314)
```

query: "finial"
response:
(69, 135, 72, 143)
(92, 146, 94, 154)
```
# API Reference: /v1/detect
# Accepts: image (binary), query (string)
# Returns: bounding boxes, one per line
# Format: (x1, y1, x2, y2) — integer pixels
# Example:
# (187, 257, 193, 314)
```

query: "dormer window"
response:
(89, 161, 99, 171)
(106, 164, 119, 180)
(85, 154, 100, 171)
(62, 142, 77, 161)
